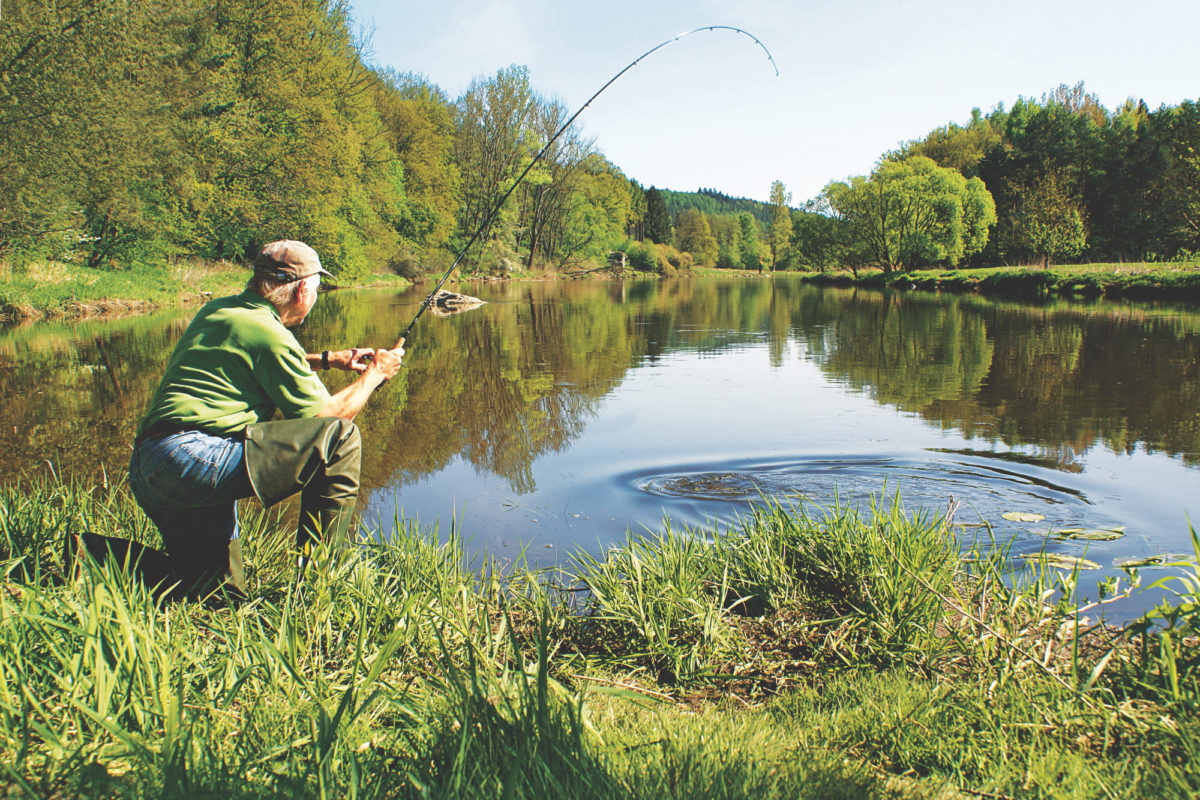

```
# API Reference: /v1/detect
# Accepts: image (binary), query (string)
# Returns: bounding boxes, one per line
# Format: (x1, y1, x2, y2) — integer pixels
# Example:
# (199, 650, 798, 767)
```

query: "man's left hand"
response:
(327, 348, 374, 373)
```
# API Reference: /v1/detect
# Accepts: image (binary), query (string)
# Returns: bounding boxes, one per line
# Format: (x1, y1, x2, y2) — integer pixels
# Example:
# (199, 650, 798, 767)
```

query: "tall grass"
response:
(0, 476, 1196, 797)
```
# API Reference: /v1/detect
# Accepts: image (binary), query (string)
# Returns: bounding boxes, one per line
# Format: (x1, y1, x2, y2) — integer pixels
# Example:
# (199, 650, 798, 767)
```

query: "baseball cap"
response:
(253, 240, 333, 282)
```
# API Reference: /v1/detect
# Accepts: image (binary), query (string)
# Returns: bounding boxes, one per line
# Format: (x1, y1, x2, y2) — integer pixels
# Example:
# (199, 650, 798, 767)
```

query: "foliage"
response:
(737, 212, 765, 269)
(673, 208, 718, 266)
(657, 187, 772, 225)
(902, 84, 1200, 266)
(0, 7, 642, 282)
(1008, 170, 1088, 267)
(767, 180, 794, 270)
(824, 156, 996, 272)
(789, 200, 844, 272)
(643, 187, 673, 245)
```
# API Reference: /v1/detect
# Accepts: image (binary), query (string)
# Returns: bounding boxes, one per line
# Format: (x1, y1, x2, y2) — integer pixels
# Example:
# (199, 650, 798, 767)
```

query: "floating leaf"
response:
(1116, 554, 1199, 569)
(1018, 553, 1101, 570)
(1063, 529, 1125, 541)
(1003, 511, 1045, 523)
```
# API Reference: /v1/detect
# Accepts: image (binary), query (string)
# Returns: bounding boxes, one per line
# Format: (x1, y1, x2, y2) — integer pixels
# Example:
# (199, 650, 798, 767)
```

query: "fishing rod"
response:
(391, 25, 779, 352)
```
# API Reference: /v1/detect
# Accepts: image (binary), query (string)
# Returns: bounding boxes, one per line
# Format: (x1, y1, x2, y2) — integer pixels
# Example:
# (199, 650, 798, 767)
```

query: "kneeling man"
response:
(89, 240, 403, 599)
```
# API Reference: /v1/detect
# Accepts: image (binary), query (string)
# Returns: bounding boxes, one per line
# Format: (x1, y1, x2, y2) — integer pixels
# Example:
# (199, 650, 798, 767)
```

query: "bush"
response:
(387, 252, 424, 281)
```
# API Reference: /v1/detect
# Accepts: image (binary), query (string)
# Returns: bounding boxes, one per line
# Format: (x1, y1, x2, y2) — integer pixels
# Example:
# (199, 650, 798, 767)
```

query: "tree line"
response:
(655, 83, 1199, 274)
(4, 2, 1197, 281)
(0, 0, 638, 281)
(788, 83, 1200, 273)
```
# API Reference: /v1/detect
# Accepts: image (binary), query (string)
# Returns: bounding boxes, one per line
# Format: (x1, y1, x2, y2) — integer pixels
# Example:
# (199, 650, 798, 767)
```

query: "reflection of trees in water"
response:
(0, 314, 190, 480)
(333, 279, 783, 493)
(794, 289, 1200, 464)
(327, 284, 635, 494)
(2, 280, 1198, 488)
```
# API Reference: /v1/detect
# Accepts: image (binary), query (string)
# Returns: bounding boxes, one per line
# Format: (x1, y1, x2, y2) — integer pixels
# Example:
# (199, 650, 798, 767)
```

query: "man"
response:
(80, 240, 404, 601)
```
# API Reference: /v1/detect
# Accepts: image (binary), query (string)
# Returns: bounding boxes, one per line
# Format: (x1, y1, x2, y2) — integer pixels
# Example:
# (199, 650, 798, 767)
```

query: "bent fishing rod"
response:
(391, 25, 778, 352)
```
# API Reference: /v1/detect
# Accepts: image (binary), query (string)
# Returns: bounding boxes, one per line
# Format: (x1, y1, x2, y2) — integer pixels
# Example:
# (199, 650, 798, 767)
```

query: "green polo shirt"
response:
(137, 290, 331, 436)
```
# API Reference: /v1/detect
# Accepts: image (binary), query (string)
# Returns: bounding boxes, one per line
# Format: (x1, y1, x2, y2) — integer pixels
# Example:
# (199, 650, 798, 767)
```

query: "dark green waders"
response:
(81, 417, 362, 603)
(243, 416, 363, 558)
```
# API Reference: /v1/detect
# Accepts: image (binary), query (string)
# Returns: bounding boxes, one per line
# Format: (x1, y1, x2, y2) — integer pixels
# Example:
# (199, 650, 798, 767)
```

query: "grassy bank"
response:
(0, 260, 413, 324)
(801, 262, 1200, 303)
(0, 477, 1197, 798)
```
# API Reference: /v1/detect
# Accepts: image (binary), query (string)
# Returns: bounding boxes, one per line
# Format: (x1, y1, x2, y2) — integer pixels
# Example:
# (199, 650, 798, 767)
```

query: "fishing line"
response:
(392, 25, 778, 351)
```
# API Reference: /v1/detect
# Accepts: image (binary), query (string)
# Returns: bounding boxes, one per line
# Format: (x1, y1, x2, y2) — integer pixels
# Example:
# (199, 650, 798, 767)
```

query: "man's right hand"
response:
(318, 346, 406, 421)
(365, 347, 405, 384)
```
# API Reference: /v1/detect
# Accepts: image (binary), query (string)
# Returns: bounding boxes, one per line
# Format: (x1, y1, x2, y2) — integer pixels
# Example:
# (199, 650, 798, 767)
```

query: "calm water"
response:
(2, 277, 1199, 619)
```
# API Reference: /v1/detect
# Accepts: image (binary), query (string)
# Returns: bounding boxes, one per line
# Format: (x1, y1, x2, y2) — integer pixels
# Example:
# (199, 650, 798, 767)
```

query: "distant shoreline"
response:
(797, 263, 1200, 303)
(4, 260, 1199, 326)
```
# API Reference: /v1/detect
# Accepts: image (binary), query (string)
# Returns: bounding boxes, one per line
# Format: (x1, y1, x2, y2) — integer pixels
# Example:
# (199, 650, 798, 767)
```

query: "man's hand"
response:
(317, 346, 406, 421)
(363, 347, 405, 384)
(328, 348, 374, 373)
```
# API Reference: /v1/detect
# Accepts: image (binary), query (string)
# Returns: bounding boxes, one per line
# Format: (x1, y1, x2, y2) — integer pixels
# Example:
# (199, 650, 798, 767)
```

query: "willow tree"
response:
(824, 156, 996, 272)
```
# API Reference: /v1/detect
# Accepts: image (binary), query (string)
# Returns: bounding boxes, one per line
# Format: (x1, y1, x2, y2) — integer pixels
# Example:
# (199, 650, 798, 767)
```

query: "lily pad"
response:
(1018, 553, 1101, 570)
(1116, 554, 1199, 569)
(1003, 511, 1046, 523)
(1063, 528, 1125, 541)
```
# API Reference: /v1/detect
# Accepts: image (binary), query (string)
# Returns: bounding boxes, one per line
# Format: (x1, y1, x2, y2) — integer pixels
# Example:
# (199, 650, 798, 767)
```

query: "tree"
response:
(901, 107, 1001, 176)
(644, 187, 672, 244)
(737, 212, 764, 269)
(1010, 171, 1087, 267)
(790, 199, 842, 272)
(767, 180, 793, 270)
(374, 72, 460, 253)
(674, 208, 717, 265)
(455, 64, 537, 266)
(823, 156, 996, 272)
(626, 180, 647, 241)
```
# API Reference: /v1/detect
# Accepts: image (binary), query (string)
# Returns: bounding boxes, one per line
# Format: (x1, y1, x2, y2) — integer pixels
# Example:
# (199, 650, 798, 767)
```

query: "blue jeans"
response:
(129, 430, 255, 558)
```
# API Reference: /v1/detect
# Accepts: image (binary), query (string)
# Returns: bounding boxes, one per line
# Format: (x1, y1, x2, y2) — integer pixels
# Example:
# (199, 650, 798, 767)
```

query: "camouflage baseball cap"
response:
(252, 240, 333, 282)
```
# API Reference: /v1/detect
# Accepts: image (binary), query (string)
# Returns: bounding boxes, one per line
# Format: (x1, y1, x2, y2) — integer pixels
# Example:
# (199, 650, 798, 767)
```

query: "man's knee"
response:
(244, 416, 362, 507)
(325, 417, 361, 456)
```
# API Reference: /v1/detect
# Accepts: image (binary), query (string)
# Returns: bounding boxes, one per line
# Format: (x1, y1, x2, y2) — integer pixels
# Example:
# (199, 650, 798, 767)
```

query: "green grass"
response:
(0, 477, 1197, 798)
(0, 259, 412, 323)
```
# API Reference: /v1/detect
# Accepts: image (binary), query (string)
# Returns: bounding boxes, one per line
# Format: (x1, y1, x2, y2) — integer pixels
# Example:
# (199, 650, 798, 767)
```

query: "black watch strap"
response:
(321, 350, 330, 370)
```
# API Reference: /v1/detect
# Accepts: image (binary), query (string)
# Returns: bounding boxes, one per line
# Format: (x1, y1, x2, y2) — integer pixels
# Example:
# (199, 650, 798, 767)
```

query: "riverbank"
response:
(1, 477, 1196, 798)
(802, 262, 1200, 302)
(0, 259, 413, 325)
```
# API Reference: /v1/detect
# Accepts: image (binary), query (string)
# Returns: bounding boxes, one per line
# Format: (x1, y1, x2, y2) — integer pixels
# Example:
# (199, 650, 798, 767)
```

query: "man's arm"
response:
(306, 348, 373, 373)
(317, 347, 404, 421)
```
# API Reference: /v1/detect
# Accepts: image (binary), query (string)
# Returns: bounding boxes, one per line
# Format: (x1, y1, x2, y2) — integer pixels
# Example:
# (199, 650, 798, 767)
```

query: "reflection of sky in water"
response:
(363, 344, 1200, 622)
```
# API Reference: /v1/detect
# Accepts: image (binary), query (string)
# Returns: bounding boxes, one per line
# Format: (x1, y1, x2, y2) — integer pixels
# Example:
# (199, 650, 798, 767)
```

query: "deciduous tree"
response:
(767, 180, 793, 270)
(823, 156, 996, 272)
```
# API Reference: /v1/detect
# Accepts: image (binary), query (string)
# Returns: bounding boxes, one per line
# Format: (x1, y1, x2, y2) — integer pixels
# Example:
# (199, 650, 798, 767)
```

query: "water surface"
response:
(2, 278, 1198, 619)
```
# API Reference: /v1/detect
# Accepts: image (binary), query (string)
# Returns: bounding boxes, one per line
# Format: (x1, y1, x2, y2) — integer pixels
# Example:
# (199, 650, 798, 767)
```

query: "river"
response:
(2, 277, 1198, 620)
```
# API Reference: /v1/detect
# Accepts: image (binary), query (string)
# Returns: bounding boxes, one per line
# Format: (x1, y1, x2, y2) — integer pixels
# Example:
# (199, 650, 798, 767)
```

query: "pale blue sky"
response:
(349, 0, 1200, 203)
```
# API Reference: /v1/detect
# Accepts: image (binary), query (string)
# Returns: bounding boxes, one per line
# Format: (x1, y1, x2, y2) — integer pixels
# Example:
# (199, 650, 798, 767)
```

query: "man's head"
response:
(249, 240, 331, 326)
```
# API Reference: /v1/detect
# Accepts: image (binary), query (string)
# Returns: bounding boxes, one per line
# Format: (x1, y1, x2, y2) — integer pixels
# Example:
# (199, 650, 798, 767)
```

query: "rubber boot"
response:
(75, 531, 179, 598)
(74, 532, 246, 605)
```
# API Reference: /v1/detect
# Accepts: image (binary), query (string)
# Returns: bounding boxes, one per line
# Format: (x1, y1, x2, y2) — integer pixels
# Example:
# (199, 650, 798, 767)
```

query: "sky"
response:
(348, 0, 1200, 204)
